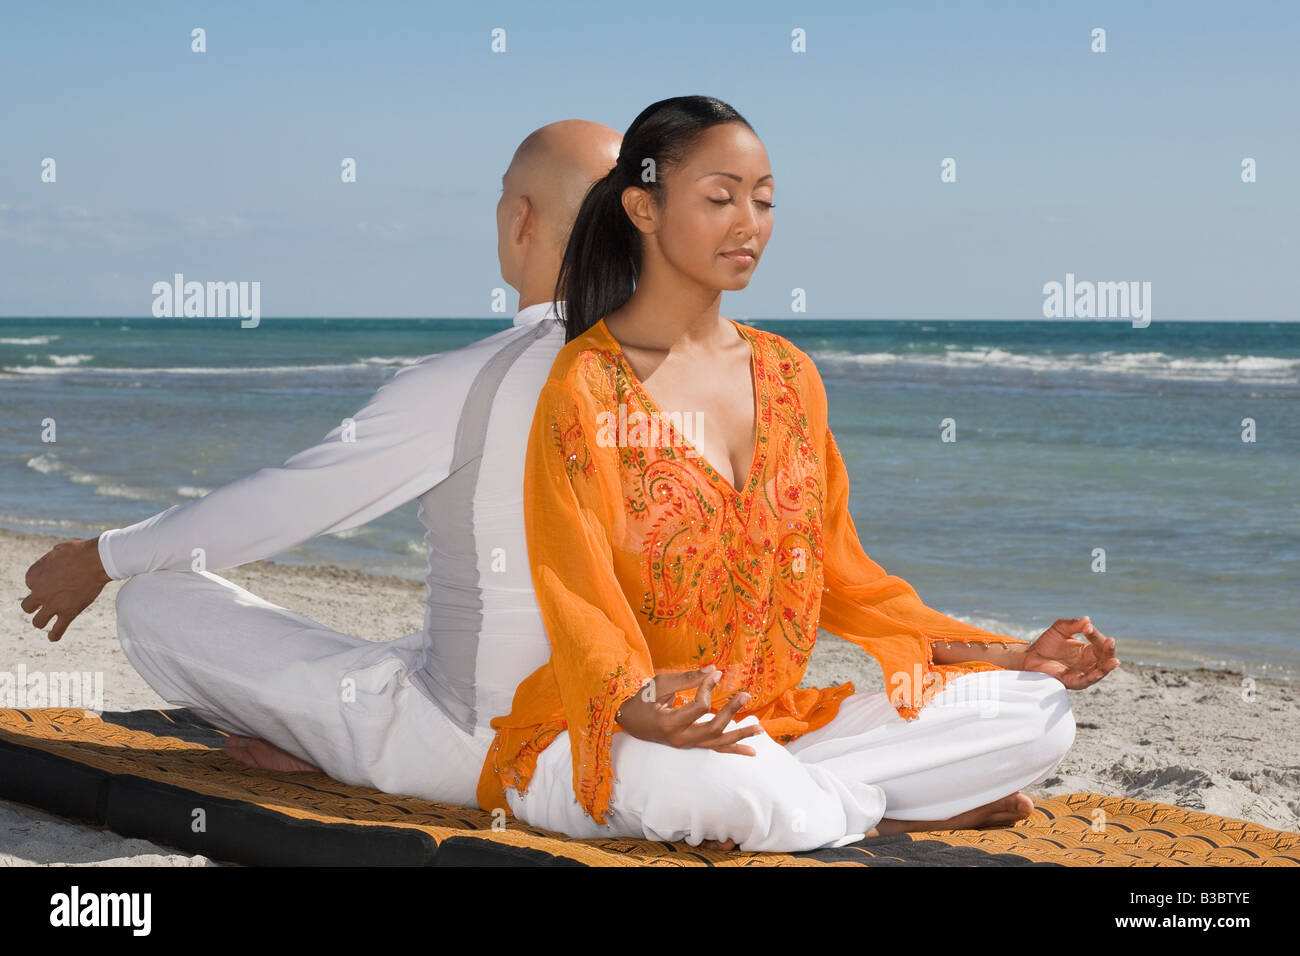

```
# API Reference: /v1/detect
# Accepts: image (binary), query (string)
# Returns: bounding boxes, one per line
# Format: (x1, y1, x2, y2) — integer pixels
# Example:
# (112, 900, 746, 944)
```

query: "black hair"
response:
(553, 95, 754, 342)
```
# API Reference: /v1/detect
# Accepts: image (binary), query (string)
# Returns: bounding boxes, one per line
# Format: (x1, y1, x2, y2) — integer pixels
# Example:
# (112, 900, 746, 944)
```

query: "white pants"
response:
(507, 668, 1076, 852)
(114, 569, 493, 806)
(115, 569, 1075, 852)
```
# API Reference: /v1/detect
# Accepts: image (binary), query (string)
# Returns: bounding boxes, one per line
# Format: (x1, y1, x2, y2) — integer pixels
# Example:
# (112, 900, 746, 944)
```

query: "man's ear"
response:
(511, 194, 536, 247)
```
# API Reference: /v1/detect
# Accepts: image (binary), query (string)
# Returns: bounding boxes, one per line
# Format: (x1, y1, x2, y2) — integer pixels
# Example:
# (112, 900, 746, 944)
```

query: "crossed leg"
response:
(113, 568, 491, 805)
(505, 668, 1075, 853)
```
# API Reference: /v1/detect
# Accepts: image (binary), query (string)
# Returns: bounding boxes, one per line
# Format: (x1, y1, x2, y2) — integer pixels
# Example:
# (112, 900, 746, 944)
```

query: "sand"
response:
(2, 526, 1296, 865)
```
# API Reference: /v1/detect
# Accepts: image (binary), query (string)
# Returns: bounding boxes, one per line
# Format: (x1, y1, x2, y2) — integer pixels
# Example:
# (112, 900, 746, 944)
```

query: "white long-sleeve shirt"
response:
(98, 301, 568, 735)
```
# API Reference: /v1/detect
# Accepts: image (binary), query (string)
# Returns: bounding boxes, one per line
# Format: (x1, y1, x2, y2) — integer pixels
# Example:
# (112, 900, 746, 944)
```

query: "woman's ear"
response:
(620, 185, 658, 236)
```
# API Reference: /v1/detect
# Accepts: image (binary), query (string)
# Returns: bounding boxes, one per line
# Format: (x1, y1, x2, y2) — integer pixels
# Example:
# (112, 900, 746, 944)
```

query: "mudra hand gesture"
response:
(1021, 616, 1119, 688)
(615, 664, 761, 755)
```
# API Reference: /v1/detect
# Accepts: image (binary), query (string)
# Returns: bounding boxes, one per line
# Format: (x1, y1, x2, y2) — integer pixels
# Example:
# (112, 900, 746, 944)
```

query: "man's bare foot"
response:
(224, 735, 320, 772)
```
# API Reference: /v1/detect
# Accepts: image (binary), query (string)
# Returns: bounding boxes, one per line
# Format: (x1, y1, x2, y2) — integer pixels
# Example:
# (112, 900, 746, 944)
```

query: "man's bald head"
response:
(497, 120, 621, 307)
(503, 120, 621, 255)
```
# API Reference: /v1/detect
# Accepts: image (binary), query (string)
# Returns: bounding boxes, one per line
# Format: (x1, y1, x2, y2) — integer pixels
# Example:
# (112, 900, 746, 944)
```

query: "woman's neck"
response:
(603, 278, 730, 353)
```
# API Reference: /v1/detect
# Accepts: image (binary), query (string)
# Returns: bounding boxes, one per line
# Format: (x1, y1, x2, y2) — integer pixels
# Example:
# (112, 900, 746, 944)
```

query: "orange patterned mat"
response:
(2, 707, 1296, 866)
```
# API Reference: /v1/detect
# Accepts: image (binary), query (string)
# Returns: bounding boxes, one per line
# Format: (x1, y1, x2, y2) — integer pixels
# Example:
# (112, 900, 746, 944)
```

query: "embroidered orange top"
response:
(476, 317, 1030, 824)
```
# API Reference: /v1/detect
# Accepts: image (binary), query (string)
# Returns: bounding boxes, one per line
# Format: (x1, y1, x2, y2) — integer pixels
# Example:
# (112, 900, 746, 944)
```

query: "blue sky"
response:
(2, 0, 1295, 319)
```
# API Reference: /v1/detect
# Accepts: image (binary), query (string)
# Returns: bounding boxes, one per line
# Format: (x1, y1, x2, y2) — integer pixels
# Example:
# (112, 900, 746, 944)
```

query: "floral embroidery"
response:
(582, 325, 826, 711)
(483, 322, 1027, 825)
(575, 662, 646, 824)
(551, 400, 594, 482)
(485, 722, 564, 808)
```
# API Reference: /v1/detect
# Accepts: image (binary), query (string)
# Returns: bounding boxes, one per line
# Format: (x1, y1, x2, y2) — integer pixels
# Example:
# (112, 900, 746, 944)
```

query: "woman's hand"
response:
(615, 664, 761, 755)
(1021, 616, 1119, 689)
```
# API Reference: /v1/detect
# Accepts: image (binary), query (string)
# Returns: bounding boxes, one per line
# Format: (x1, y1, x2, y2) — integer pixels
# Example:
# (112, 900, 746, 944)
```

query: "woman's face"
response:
(637, 122, 774, 292)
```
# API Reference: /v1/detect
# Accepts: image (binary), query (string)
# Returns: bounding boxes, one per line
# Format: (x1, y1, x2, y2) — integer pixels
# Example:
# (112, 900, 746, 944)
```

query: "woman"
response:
(477, 96, 1118, 852)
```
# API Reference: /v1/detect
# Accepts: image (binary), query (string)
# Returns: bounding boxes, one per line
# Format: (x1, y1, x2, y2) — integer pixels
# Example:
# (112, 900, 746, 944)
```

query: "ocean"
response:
(2, 317, 1297, 680)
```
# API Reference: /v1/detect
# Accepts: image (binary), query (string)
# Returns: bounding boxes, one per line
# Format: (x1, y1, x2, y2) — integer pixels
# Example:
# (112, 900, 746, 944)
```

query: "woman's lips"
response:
(721, 251, 755, 264)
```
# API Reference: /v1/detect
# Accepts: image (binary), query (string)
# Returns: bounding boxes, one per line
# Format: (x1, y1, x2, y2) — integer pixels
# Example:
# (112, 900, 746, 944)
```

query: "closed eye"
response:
(709, 198, 775, 208)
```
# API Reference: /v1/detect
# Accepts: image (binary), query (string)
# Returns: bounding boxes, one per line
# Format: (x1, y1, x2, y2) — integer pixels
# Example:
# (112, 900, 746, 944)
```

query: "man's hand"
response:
(1021, 616, 1119, 689)
(19, 536, 112, 642)
(614, 664, 761, 755)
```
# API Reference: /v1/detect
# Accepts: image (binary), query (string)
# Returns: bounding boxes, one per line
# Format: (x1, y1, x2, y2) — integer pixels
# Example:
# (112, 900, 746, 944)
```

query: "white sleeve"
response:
(96, 355, 461, 580)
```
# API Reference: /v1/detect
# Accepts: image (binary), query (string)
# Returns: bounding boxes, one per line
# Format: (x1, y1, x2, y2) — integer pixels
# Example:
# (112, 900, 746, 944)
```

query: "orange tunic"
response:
(477, 317, 1029, 824)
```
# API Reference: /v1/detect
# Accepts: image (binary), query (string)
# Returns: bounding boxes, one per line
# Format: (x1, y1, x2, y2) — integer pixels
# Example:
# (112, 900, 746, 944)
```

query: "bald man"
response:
(19, 120, 622, 807)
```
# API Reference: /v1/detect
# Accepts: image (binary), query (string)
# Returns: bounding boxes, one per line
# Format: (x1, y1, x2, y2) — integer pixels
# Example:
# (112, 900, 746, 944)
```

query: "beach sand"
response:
(2, 526, 1296, 865)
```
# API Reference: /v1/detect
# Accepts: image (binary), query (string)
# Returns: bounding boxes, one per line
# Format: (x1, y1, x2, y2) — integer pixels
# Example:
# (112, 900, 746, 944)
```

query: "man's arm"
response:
(21, 352, 467, 641)
(98, 352, 460, 579)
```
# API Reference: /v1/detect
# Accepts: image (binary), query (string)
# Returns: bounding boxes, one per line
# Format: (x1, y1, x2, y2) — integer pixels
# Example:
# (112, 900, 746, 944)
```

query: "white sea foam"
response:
(25, 453, 158, 501)
(0, 335, 60, 345)
(809, 348, 1300, 385)
(0, 513, 98, 531)
(89, 482, 158, 500)
(4, 361, 402, 376)
(357, 356, 422, 366)
(26, 453, 60, 475)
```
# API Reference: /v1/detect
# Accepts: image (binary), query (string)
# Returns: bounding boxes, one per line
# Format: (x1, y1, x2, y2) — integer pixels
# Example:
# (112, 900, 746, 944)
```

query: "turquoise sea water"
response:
(2, 317, 1296, 680)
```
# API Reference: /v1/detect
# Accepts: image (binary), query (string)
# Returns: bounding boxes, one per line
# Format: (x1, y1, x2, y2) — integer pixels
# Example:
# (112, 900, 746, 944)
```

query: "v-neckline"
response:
(594, 316, 766, 501)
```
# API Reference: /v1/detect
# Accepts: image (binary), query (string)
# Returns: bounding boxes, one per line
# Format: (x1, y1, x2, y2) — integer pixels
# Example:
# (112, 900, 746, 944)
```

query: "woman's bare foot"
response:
(700, 838, 737, 851)
(872, 792, 1035, 836)
(224, 735, 321, 772)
